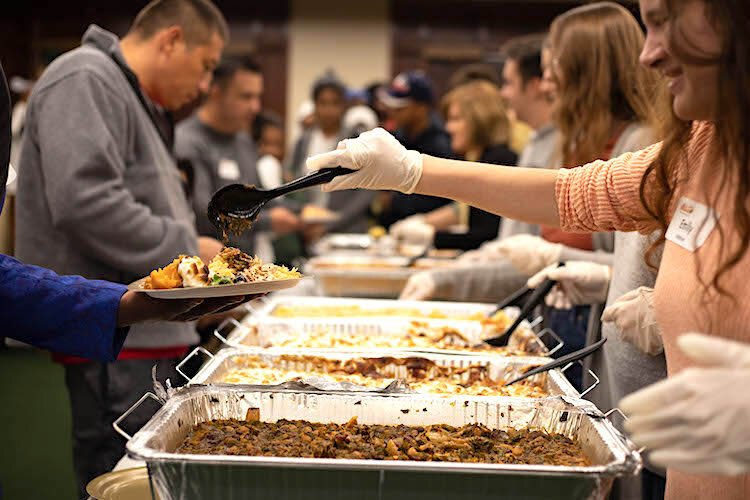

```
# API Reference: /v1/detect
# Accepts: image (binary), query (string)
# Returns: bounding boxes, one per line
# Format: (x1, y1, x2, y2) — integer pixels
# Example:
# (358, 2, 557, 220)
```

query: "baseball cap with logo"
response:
(378, 71, 435, 108)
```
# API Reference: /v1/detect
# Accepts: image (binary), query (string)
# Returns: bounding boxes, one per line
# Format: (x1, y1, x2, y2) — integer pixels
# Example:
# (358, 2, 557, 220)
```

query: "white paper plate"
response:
(128, 277, 302, 299)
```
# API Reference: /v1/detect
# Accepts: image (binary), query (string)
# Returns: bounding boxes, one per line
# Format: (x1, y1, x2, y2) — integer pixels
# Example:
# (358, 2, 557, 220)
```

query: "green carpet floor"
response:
(0, 347, 77, 500)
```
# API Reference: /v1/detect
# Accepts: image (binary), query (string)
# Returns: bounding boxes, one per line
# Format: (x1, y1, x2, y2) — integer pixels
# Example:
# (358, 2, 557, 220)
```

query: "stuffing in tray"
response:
(176, 416, 591, 466)
(262, 321, 538, 356)
(218, 354, 548, 398)
(144, 247, 300, 289)
(271, 304, 511, 325)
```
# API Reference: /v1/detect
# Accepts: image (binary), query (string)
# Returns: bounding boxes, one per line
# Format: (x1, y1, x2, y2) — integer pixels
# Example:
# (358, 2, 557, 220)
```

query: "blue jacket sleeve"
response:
(0, 254, 129, 361)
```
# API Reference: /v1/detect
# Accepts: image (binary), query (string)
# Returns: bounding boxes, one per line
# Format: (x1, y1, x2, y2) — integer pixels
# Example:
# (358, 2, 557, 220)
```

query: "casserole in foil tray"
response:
(120, 388, 640, 500)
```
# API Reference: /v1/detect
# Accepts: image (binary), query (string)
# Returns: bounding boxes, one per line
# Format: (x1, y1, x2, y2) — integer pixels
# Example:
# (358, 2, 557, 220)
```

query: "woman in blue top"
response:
(0, 62, 252, 362)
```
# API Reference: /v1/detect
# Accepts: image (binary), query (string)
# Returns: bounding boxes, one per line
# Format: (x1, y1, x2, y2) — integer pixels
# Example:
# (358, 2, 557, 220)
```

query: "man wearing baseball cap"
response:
(377, 71, 452, 227)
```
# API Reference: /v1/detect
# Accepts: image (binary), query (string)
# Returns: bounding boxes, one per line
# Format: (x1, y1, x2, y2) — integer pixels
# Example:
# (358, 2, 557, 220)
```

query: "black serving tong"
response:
(487, 284, 532, 317)
(207, 167, 356, 233)
(484, 262, 565, 347)
(503, 337, 607, 387)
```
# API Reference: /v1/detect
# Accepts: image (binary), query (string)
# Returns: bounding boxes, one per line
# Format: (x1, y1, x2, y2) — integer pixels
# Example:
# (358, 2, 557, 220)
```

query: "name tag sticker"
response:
(665, 196, 718, 252)
(217, 158, 241, 180)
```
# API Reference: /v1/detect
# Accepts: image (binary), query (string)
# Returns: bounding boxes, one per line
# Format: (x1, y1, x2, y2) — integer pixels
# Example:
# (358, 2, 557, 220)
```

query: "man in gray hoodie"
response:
(14, 0, 228, 495)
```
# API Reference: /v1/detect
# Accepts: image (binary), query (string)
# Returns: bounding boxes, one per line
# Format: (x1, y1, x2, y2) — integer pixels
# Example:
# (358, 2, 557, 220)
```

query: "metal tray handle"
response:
(561, 360, 600, 398)
(527, 315, 544, 331)
(176, 346, 214, 382)
(112, 392, 164, 441)
(213, 317, 245, 346)
(243, 295, 271, 316)
(536, 328, 564, 355)
(605, 408, 646, 454)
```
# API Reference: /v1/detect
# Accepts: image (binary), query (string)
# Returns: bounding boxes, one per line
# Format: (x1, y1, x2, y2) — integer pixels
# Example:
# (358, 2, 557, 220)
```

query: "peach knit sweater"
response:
(556, 121, 750, 500)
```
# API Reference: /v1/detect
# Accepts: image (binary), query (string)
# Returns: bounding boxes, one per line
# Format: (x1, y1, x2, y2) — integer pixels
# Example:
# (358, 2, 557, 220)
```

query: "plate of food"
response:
(300, 205, 340, 224)
(128, 247, 302, 299)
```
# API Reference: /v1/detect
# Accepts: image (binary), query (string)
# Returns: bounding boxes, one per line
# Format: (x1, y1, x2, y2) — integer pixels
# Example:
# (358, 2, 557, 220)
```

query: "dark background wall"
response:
(0, 0, 639, 123)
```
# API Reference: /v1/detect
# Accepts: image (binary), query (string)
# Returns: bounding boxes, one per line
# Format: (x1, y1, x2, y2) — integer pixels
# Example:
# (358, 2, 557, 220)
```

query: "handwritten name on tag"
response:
(665, 197, 718, 252)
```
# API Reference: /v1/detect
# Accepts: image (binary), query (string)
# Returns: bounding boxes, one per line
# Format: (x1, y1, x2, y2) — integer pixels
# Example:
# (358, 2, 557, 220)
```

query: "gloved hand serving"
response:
(620, 333, 750, 475)
(390, 215, 435, 246)
(399, 271, 437, 301)
(527, 261, 611, 307)
(473, 234, 563, 276)
(305, 128, 423, 193)
(602, 286, 663, 355)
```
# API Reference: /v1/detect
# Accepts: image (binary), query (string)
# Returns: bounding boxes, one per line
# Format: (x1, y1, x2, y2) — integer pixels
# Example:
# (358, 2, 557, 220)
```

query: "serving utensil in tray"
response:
(221, 297, 564, 357)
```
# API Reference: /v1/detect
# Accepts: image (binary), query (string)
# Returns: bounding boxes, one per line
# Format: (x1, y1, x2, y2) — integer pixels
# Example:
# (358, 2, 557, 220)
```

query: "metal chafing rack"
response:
(176, 347, 596, 398)
(116, 388, 641, 500)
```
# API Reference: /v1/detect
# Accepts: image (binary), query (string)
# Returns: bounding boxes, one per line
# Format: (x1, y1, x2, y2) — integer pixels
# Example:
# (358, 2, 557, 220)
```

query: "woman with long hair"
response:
(309, 0, 750, 497)
(389, 80, 517, 250)
(402, 3, 659, 298)
(404, 4, 663, 413)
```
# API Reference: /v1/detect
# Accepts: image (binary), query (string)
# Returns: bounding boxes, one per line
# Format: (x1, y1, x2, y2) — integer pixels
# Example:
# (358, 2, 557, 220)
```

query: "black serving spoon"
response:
(207, 167, 356, 235)
(503, 337, 607, 387)
(484, 262, 565, 347)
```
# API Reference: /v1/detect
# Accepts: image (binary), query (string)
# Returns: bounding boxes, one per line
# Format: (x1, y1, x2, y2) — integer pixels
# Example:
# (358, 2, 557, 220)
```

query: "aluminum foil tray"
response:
(219, 320, 557, 359)
(311, 233, 462, 260)
(122, 388, 640, 500)
(181, 348, 583, 398)
(248, 296, 500, 320)
(305, 255, 456, 298)
(231, 297, 556, 354)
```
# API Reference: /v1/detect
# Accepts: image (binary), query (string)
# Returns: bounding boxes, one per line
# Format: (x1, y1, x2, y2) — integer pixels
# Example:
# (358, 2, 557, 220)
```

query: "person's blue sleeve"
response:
(0, 254, 129, 361)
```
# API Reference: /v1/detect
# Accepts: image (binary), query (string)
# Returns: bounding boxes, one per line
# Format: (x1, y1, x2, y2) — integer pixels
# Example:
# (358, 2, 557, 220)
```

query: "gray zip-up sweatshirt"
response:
(15, 25, 199, 350)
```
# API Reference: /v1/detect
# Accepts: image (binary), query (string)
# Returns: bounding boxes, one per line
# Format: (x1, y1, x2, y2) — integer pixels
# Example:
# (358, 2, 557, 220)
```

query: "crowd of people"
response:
(1, 0, 749, 499)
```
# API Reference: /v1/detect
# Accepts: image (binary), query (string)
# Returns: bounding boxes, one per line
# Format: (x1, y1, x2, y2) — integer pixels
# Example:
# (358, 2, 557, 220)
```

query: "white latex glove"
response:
(456, 240, 505, 264)
(456, 248, 486, 263)
(621, 333, 750, 475)
(399, 272, 437, 301)
(390, 215, 435, 246)
(527, 261, 611, 307)
(305, 128, 423, 193)
(477, 234, 563, 275)
(602, 287, 663, 355)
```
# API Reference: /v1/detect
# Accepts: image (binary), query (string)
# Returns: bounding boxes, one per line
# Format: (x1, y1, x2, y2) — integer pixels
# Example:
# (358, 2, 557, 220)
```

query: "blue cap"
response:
(378, 71, 434, 108)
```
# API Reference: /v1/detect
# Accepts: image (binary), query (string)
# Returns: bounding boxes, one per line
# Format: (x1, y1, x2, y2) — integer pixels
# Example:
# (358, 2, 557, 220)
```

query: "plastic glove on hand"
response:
(457, 239, 506, 264)
(399, 272, 437, 301)
(602, 286, 662, 355)
(305, 128, 423, 193)
(483, 234, 563, 276)
(621, 333, 750, 475)
(527, 261, 611, 307)
(390, 215, 435, 246)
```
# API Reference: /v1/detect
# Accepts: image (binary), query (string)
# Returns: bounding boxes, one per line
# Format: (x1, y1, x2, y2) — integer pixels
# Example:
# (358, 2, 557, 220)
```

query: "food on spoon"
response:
(217, 213, 254, 243)
(143, 247, 300, 289)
